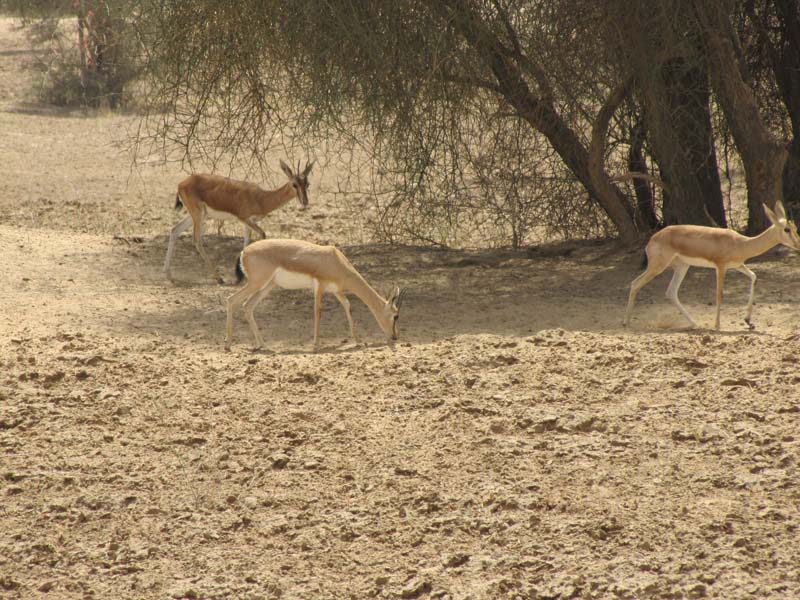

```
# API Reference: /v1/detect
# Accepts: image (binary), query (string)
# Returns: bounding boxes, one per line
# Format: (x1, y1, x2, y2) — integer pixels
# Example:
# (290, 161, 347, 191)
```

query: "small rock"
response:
(489, 421, 506, 434)
(43, 371, 65, 386)
(401, 577, 431, 599)
(687, 583, 707, 598)
(0, 577, 20, 590)
(443, 553, 470, 568)
(243, 496, 259, 509)
(270, 453, 290, 469)
(532, 418, 560, 433)
(168, 586, 199, 599)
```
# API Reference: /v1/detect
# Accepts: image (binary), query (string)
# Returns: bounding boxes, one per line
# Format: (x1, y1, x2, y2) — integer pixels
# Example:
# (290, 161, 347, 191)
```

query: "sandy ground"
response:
(1, 18, 800, 600)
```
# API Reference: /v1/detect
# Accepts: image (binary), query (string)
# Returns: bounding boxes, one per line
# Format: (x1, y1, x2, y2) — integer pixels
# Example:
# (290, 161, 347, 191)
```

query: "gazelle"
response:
(624, 201, 800, 330)
(225, 239, 402, 350)
(164, 159, 315, 282)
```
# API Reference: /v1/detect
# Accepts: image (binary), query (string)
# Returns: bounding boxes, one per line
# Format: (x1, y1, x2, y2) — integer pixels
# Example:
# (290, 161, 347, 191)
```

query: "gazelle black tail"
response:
(235, 254, 245, 283)
(174, 193, 183, 210)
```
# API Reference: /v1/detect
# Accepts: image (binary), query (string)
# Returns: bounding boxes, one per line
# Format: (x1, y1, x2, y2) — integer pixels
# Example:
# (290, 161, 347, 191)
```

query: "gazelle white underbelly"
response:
(205, 207, 240, 222)
(272, 268, 342, 293)
(674, 254, 719, 269)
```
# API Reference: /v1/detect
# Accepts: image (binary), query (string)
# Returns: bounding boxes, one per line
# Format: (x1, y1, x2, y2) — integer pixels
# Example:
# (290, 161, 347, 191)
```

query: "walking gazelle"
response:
(624, 201, 800, 330)
(164, 160, 314, 282)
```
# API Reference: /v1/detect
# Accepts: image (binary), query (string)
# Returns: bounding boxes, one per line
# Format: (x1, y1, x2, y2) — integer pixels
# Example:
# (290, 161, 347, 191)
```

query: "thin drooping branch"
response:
(611, 172, 668, 190)
(433, 0, 639, 243)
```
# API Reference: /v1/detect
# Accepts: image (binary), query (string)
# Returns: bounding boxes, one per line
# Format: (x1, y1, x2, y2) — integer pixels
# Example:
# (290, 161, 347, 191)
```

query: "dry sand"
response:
(1, 18, 799, 600)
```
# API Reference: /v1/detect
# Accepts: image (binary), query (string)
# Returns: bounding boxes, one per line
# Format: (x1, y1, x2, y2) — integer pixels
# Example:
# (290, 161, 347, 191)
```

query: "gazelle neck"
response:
(347, 272, 389, 324)
(259, 182, 296, 213)
(743, 225, 780, 259)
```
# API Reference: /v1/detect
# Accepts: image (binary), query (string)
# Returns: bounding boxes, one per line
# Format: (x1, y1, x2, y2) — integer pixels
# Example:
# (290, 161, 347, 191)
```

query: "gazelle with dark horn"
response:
(624, 201, 800, 330)
(164, 159, 315, 282)
(225, 239, 402, 350)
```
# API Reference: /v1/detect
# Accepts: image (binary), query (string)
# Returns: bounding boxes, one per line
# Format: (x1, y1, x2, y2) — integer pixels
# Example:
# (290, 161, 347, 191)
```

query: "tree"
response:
(3, 0, 134, 107)
(134, 0, 798, 244)
(695, 0, 790, 234)
(739, 0, 800, 224)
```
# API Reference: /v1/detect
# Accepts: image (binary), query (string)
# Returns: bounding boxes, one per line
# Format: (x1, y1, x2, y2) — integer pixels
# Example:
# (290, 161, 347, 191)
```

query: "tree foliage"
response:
(11, 0, 798, 246)
(4, 0, 136, 107)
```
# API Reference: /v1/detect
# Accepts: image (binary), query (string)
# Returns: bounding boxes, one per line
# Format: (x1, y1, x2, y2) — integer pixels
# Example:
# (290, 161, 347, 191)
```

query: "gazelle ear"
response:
(394, 288, 403, 309)
(303, 159, 315, 176)
(279, 159, 294, 178)
(775, 200, 787, 221)
(763, 203, 778, 224)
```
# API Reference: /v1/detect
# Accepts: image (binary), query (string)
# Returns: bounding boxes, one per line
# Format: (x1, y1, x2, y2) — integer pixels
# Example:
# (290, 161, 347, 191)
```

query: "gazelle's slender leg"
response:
(243, 224, 251, 249)
(714, 265, 727, 330)
(624, 258, 671, 326)
(241, 219, 267, 241)
(226, 284, 257, 350)
(737, 265, 757, 328)
(188, 210, 220, 283)
(313, 279, 325, 349)
(665, 261, 696, 327)
(165, 214, 193, 279)
(334, 291, 357, 341)
(242, 279, 276, 349)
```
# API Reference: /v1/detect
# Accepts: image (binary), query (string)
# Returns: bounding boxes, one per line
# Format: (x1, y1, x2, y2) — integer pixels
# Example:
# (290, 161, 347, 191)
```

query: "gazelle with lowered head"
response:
(624, 200, 800, 330)
(164, 159, 315, 282)
(225, 239, 402, 350)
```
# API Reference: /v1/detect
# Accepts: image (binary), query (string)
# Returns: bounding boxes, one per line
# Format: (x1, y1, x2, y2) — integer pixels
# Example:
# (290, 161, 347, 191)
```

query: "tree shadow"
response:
(98, 233, 800, 348)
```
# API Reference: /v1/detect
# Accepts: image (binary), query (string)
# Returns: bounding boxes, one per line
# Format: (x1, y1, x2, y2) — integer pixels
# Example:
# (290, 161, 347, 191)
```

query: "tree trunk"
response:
(435, 0, 640, 243)
(770, 0, 800, 223)
(628, 116, 660, 229)
(661, 50, 726, 226)
(694, 0, 788, 234)
(622, 4, 724, 227)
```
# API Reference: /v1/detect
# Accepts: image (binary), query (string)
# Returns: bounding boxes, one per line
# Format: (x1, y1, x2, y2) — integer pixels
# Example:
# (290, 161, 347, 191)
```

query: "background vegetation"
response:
(5, 0, 800, 248)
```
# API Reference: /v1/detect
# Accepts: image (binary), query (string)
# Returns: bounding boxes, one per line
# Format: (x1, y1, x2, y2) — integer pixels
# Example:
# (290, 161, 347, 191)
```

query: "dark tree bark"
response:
(761, 0, 800, 222)
(661, 49, 726, 226)
(694, 0, 788, 233)
(628, 116, 660, 229)
(620, 4, 724, 227)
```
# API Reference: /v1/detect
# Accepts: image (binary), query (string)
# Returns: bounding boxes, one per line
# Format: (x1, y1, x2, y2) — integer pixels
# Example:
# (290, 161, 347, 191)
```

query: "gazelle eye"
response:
(785, 227, 791, 233)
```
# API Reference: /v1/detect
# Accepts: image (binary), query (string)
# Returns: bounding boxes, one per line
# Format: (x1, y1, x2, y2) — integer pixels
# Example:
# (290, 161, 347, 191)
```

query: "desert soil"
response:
(1, 17, 799, 600)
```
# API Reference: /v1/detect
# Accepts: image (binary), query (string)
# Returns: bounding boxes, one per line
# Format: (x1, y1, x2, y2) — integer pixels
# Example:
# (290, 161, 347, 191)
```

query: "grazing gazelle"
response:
(225, 239, 402, 350)
(164, 159, 315, 282)
(624, 201, 800, 330)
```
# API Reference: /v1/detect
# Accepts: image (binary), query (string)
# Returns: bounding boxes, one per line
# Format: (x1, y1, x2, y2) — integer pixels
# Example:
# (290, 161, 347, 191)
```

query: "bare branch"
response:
(610, 172, 668, 190)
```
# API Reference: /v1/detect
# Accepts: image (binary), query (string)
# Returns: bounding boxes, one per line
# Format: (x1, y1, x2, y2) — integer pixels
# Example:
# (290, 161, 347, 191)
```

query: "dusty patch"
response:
(1, 17, 800, 600)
